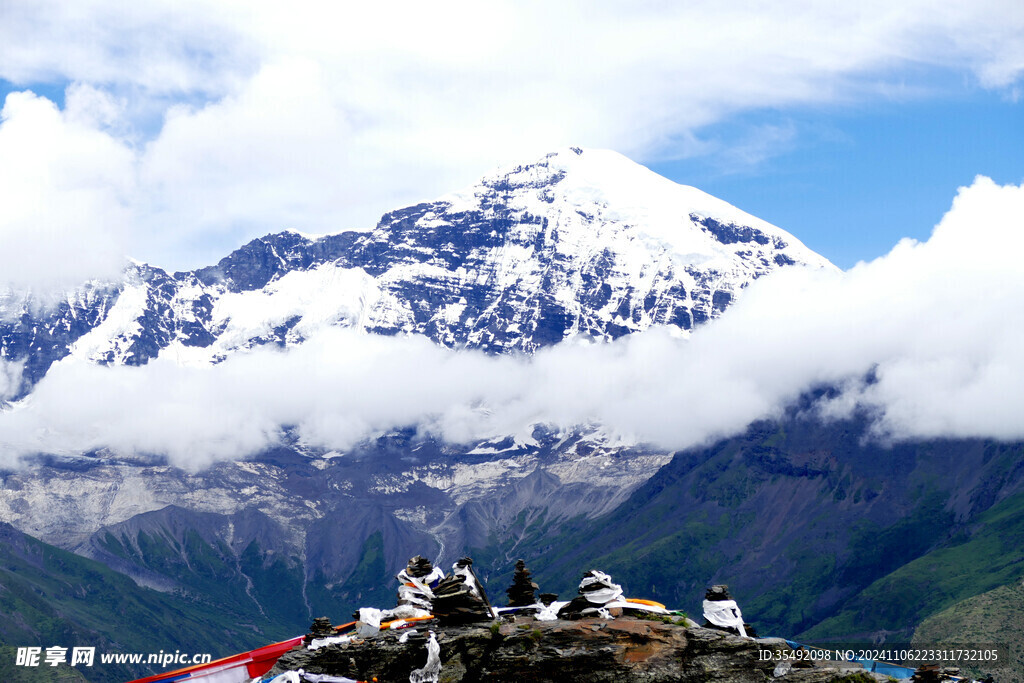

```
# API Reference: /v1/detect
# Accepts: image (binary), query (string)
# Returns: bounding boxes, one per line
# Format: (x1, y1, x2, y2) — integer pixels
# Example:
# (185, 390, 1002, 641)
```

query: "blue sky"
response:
(652, 92, 1024, 268)
(1, 2, 1022, 285)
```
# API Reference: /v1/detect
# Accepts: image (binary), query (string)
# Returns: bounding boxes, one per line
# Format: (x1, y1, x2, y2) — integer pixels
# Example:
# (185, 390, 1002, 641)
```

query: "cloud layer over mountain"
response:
(2, 1, 1023, 286)
(1, 177, 1021, 468)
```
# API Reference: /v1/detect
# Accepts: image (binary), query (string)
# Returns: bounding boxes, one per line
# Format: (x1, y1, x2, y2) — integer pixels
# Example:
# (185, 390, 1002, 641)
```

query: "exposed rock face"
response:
(270, 618, 875, 682)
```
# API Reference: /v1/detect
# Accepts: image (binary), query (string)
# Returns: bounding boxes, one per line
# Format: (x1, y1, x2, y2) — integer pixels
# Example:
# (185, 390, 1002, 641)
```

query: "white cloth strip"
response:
(702, 599, 748, 638)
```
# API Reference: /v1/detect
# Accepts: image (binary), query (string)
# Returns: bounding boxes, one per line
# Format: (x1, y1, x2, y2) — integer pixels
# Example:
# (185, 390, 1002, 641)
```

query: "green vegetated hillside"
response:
(912, 579, 1024, 682)
(306, 531, 399, 623)
(0, 647, 90, 682)
(0, 522, 294, 683)
(801, 490, 1024, 640)
(85, 502, 435, 640)
(90, 505, 314, 632)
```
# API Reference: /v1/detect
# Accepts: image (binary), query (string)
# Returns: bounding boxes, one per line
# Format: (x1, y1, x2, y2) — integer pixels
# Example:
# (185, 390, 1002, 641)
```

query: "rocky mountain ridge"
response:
(0, 147, 831, 401)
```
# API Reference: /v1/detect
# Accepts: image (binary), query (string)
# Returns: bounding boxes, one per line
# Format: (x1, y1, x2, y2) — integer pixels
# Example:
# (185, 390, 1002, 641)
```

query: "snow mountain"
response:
(2, 150, 1021, 671)
(0, 147, 831, 398)
(0, 149, 863, 662)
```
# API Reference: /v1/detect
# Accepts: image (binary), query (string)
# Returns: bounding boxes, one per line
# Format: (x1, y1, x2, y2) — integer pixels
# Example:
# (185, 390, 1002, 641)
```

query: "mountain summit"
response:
(0, 147, 832, 397)
(442, 147, 829, 274)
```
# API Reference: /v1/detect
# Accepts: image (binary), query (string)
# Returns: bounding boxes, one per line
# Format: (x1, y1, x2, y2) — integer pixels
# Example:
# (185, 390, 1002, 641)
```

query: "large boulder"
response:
(270, 617, 879, 682)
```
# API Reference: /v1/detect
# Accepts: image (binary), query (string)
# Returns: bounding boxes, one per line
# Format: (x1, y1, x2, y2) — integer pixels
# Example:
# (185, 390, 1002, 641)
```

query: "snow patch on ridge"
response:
(68, 281, 148, 364)
(441, 147, 833, 272)
(212, 264, 380, 350)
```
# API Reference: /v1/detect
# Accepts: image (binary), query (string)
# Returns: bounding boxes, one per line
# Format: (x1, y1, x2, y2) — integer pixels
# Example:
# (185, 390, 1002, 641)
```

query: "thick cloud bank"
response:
(0, 178, 1022, 468)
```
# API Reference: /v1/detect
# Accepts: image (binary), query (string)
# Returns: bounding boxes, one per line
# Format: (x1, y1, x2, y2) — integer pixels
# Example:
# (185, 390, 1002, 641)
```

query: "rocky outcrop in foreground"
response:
(270, 616, 880, 682)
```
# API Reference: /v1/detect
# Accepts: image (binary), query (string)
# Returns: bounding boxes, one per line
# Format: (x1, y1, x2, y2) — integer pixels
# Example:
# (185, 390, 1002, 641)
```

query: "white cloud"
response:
(1, 178, 1021, 469)
(138, 58, 382, 257)
(0, 1, 1022, 280)
(0, 0, 255, 95)
(0, 359, 25, 402)
(0, 91, 134, 289)
(810, 177, 1024, 439)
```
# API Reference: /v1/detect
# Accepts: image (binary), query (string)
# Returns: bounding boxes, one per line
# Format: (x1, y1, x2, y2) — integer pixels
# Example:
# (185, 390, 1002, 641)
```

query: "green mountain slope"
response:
(0, 522, 291, 682)
(801, 490, 1024, 640)
(912, 579, 1024, 682)
(466, 416, 1024, 641)
(86, 502, 437, 639)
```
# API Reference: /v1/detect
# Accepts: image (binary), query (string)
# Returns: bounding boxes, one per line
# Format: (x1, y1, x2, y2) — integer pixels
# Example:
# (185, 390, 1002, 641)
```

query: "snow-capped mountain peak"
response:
(442, 146, 832, 271)
(0, 148, 834, 396)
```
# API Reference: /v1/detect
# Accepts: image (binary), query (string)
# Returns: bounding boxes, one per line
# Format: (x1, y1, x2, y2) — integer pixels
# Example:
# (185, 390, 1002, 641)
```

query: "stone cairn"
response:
(702, 585, 758, 638)
(407, 556, 435, 579)
(396, 555, 444, 611)
(304, 616, 334, 644)
(556, 570, 623, 619)
(431, 557, 492, 624)
(505, 559, 540, 607)
(704, 584, 732, 601)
